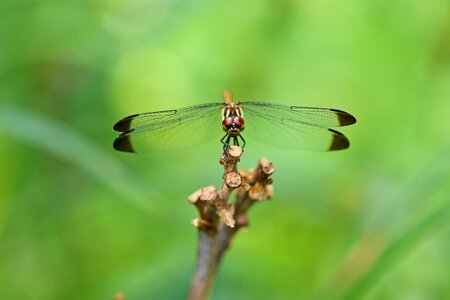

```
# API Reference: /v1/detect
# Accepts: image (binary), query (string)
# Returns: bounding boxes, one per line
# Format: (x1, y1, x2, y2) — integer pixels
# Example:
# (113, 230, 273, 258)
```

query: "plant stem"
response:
(187, 147, 275, 300)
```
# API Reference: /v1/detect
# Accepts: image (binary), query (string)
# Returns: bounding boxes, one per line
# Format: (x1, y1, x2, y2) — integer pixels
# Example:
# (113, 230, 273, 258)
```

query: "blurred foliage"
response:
(0, 0, 449, 299)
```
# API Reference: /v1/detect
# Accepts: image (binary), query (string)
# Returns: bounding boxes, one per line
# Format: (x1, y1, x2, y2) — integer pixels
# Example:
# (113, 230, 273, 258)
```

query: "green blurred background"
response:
(1, 1, 449, 299)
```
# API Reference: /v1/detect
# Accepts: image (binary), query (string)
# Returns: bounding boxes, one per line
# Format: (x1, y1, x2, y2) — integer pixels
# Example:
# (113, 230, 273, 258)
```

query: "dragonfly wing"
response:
(113, 103, 223, 152)
(241, 102, 355, 151)
(241, 102, 356, 127)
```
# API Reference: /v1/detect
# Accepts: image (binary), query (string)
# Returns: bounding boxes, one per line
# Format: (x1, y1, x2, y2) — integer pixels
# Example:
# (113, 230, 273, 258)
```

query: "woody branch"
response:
(187, 146, 275, 300)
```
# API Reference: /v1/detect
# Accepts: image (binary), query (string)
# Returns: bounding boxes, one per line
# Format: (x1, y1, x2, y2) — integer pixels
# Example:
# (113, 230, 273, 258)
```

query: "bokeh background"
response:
(1, 1, 449, 299)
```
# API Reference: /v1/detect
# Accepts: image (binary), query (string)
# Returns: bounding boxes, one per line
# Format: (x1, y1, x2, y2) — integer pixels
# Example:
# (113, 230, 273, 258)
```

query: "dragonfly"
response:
(113, 90, 356, 153)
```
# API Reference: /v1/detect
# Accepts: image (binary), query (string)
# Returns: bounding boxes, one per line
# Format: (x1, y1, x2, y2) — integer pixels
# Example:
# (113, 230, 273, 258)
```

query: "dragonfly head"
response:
(222, 116, 245, 137)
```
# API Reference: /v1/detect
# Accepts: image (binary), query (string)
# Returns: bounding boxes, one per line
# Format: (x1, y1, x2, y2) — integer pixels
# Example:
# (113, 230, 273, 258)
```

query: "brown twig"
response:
(187, 146, 275, 300)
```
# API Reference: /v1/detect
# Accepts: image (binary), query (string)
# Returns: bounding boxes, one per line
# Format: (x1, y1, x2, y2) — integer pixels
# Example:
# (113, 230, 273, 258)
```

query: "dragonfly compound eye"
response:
(233, 117, 245, 130)
(222, 117, 234, 130)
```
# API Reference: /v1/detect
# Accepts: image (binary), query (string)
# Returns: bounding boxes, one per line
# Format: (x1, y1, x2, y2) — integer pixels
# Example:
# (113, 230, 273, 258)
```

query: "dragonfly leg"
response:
(238, 134, 246, 149)
(233, 136, 239, 146)
(221, 133, 231, 151)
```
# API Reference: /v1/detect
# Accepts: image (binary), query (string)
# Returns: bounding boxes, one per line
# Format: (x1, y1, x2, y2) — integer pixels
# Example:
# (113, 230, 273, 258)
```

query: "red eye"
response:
(233, 117, 245, 127)
(222, 117, 233, 127)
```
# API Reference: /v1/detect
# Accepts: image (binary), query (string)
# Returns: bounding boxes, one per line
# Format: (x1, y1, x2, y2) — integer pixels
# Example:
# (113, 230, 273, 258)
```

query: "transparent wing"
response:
(240, 102, 356, 151)
(240, 102, 356, 127)
(113, 103, 224, 152)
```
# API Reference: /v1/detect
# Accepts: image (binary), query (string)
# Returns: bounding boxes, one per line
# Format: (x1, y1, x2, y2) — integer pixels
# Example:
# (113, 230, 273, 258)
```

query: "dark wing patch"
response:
(113, 114, 139, 132)
(328, 129, 350, 150)
(113, 132, 135, 152)
(330, 109, 357, 126)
